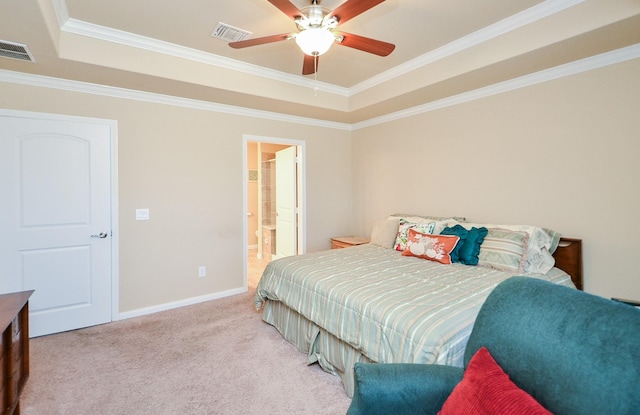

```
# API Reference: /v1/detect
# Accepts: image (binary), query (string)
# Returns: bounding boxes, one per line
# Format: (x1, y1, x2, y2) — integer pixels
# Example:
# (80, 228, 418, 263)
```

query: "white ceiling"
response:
(1, 0, 639, 123)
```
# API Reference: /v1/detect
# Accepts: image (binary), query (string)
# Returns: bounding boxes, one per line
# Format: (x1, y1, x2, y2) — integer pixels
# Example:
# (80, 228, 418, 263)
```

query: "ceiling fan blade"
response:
(327, 0, 386, 25)
(229, 33, 291, 49)
(337, 32, 395, 56)
(302, 54, 319, 75)
(268, 0, 304, 20)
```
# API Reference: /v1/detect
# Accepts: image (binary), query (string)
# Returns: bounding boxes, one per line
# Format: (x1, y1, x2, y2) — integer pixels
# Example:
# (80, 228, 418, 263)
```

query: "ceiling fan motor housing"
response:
(297, 5, 336, 30)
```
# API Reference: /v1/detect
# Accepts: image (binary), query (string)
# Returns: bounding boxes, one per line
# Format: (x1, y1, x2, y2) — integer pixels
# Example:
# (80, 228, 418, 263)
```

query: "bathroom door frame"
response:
(242, 135, 306, 290)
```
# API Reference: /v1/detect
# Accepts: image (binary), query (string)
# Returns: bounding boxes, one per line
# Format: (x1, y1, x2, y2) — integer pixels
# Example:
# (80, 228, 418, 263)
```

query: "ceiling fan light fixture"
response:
(295, 28, 335, 56)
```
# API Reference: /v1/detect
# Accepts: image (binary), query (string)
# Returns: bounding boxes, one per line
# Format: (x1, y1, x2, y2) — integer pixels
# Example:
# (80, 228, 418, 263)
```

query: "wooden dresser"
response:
(1, 290, 33, 415)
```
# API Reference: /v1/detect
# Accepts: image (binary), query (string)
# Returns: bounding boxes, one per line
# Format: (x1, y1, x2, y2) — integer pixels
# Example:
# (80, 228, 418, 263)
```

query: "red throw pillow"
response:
(438, 347, 552, 415)
(401, 228, 460, 264)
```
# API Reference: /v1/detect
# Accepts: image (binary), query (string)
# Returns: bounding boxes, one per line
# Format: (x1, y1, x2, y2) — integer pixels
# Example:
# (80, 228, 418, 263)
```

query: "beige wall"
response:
(1, 56, 637, 313)
(352, 58, 640, 300)
(0, 83, 353, 313)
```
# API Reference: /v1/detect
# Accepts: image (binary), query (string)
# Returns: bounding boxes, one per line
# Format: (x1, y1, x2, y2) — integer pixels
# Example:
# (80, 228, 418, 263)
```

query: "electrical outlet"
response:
(198, 266, 206, 278)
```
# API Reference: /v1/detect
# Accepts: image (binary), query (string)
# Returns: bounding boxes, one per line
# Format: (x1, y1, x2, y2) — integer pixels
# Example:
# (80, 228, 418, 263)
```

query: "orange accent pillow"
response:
(401, 229, 460, 265)
(438, 347, 552, 415)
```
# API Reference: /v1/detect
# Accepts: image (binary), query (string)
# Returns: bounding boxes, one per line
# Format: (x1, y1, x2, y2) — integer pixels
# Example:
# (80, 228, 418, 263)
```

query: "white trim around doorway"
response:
(242, 135, 306, 291)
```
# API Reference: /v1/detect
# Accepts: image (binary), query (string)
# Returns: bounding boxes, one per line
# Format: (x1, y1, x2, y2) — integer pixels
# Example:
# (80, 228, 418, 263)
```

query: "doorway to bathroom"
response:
(244, 135, 305, 289)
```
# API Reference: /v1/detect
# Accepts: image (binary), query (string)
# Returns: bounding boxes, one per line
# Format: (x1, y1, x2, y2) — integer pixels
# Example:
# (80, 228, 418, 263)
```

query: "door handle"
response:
(90, 232, 108, 239)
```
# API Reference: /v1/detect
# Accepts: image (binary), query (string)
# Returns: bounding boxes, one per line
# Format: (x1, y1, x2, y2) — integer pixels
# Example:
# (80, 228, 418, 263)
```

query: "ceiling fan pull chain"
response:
(314, 54, 319, 97)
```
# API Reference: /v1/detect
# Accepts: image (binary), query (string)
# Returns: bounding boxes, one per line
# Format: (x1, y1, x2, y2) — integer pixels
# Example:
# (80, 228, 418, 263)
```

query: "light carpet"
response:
(21, 288, 352, 414)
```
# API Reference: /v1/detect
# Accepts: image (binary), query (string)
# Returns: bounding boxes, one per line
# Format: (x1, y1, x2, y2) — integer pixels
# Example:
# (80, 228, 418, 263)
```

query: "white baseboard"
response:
(116, 286, 247, 321)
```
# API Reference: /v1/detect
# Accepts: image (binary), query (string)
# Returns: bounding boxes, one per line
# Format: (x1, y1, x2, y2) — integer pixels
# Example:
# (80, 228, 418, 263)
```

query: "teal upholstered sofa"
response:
(347, 277, 640, 415)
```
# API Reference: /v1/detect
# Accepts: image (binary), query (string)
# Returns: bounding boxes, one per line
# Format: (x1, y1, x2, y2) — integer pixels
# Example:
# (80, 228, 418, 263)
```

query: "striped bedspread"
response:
(255, 244, 574, 367)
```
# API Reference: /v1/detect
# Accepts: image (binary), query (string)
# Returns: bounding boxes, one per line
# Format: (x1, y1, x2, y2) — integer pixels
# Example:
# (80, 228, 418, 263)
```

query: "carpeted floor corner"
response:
(21, 288, 352, 414)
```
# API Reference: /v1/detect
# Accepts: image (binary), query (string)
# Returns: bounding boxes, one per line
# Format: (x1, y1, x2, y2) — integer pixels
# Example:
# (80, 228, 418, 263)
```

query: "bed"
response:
(254, 215, 583, 397)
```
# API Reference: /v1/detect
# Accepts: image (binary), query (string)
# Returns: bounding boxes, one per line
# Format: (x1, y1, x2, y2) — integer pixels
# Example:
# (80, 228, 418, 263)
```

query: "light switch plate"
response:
(136, 208, 150, 221)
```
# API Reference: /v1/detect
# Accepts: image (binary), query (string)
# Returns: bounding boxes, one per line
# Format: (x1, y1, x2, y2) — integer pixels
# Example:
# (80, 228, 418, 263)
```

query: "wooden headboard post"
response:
(553, 238, 583, 290)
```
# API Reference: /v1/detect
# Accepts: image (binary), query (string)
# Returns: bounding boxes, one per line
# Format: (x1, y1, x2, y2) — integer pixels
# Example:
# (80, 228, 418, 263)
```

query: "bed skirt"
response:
(262, 299, 372, 397)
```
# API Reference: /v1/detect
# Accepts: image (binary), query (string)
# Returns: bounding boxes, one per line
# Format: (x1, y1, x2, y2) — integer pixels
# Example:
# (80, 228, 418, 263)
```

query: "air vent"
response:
(211, 22, 252, 43)
(0, 40, 35, 62)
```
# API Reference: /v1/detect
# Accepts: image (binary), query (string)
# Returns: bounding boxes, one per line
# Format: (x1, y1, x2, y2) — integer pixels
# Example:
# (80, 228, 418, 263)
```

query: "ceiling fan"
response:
(229, 0, 395, 75)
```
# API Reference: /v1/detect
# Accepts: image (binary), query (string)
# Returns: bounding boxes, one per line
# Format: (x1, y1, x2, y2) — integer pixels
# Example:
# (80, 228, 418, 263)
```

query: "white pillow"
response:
(393, 220, 437, 251)
(389, 215, 459, 235)
(455, 222, 560, 274)
(477, 228, 529, 272)
(370, 218, 400, 249)
(389, 213, 466, 223)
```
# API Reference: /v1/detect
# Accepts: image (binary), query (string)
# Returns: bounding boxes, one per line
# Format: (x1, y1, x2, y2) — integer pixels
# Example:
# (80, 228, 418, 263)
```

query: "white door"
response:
(0, 113, 113, 337)
(274, 146, 297, 259)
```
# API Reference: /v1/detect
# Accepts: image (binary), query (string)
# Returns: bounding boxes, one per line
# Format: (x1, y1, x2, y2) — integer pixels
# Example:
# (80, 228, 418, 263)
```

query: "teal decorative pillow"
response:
(441, 225, 487, 265)
(440, 225, 468, 263)
(459, 227, 488, 265)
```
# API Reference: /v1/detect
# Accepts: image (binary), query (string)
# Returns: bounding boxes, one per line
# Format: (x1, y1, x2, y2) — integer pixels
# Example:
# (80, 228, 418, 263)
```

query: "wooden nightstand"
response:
(331, 236, 370, 249)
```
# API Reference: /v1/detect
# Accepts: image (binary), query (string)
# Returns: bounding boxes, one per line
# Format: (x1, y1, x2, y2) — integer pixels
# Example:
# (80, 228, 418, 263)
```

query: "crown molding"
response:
(352, 43, 640, 130)
(2, 44, 636, 132)
(51, 0, 348, 97)
(0, 69, 352, 131)
(50, 0, 69, 28)
(50, 0, 583, 99)
(349, 0, 586, 95)
(62, 18, 350, 97)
